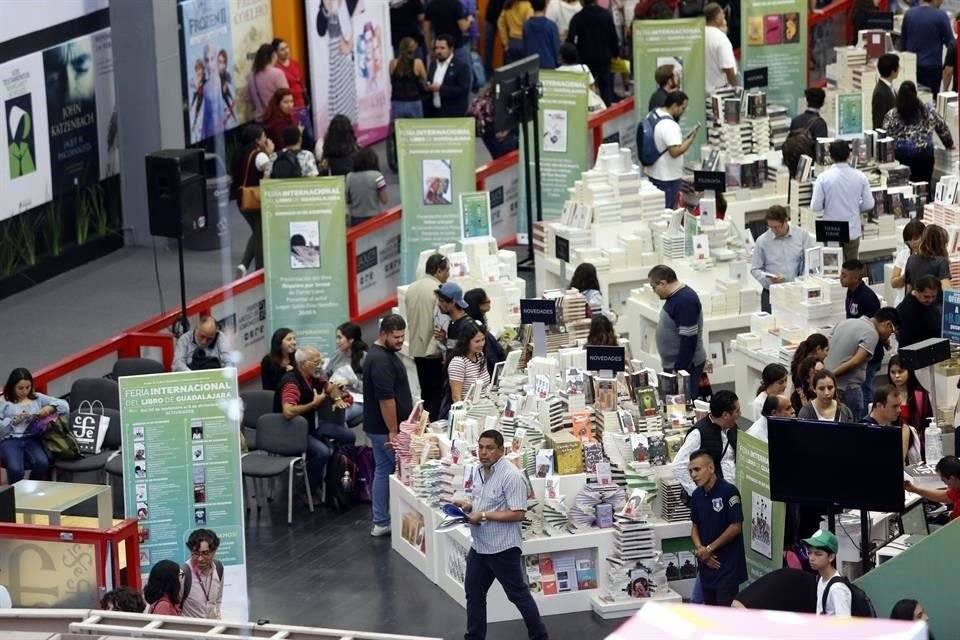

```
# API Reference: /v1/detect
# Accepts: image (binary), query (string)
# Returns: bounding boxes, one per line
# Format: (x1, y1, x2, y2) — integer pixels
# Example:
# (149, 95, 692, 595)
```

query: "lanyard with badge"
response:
(192, 560, 217, 618)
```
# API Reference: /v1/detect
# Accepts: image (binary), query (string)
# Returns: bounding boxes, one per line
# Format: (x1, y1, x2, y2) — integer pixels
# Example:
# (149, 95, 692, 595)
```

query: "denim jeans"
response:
(691, 573, 704, 604)
(305, 434, 331, 490)
(316, 421, 357, 445)
(391, 100, 423, 120)
(841, 384, 865, 421)
(368, 433, 395, 527)
(465, 547, 548, 640)
(0, 436, 50, 484)
(702, 584, 738, 606)
(345, 402, 363, 425)
(648, 176, 682, 209)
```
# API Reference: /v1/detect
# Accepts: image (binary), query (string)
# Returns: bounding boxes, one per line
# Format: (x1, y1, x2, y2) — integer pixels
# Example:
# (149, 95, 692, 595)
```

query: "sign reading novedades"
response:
(520, 298, 558, 325)
(586, 346, 626, 372)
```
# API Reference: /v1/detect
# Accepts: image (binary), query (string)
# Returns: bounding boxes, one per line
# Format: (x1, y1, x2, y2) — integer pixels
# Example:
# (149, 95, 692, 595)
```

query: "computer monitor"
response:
(899, 500, 929, 537)
(492, 54, 540, 133)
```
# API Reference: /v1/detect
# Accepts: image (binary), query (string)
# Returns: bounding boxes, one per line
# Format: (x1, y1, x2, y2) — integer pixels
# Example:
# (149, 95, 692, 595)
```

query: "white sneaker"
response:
(236, 264, 247, 278)
(370, 524, 391, 537)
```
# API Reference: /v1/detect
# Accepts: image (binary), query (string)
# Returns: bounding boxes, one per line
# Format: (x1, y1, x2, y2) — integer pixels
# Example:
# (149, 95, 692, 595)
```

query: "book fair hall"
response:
(2, 0, 960, 638)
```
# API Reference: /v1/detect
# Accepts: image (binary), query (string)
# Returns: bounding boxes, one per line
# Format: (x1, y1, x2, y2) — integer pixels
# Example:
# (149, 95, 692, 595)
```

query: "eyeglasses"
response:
(179, 570, 185, 578)
(191, 549, 214, 557)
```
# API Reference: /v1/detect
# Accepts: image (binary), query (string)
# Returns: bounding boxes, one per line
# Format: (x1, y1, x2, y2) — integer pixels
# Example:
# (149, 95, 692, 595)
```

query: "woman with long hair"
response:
(569, 262, 613, 320)
(230, 123, 274, 277)
(271, 38, 308, 122)
(790, 356, 824, 414)
(498, 0, 534, 63)
(144, 560, 184, 616)
(446, 321, 491, 404)
(890, 219, 925, 306)
(889, 599, 929, 624)
(754, 363, 788, 418)
(888, 354, 930, 463)
(320, 114, 359, 176)
(0, 368, 67, 484)
(904, 223, 951, 301)
(790, 333, 828, 388)
(882, 81, 954, 186)
(797, 370, 854, 422)
(261, 88, 314, 152)
(464, 288, 506, 374)
(321, 321, 367, 425)
(261, 328, 296, 391)
(587, 315, 618, 346)
(390, 36, 427, 121)
(246, 43, 289, 121)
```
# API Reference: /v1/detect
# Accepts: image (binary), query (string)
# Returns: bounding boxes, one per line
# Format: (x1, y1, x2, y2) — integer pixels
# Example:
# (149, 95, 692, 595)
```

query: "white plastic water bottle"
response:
(924, 418, 943, 465)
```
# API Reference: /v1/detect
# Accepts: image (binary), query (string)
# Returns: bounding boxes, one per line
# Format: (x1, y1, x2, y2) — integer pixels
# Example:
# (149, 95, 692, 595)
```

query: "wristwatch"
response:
(481, 512, 487, 524)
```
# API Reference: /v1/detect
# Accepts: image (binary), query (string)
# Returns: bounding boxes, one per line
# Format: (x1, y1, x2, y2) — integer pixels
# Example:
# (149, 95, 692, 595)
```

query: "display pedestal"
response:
(390, 475, 443, 583)
(590, 588, 684, 619)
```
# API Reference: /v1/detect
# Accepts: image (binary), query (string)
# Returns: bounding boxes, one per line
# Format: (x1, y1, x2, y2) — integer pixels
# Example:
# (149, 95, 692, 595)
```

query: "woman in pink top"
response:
(144, 560, 184, 617)
(247, 44, 289, 121)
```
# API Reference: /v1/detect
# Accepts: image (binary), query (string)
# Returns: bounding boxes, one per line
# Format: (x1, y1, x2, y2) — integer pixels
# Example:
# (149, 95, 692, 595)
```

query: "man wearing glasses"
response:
(173, 315, 231, 371)
(181, 529, 224, 619)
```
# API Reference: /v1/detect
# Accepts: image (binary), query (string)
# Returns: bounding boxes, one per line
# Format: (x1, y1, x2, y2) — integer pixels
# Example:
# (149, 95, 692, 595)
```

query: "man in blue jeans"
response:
(454, 430, 547, 640)
(643, 91, 697, 209)
(363, 314, 413, 537)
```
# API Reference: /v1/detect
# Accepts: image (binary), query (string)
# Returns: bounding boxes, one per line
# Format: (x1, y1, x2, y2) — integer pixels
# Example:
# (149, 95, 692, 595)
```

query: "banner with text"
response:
(355, 216, 402, 317)
(740, 0, 807, 117)
(229, 0, 274, 125)
(397, 118, 476, 284)
(485, 166, 519, 246)
(118, 368, 248, 621)
(735, 432, 786, 583)
(633, 18, 706, 160)
(180, 0, 236, 144)
(262, 177, 349, 356)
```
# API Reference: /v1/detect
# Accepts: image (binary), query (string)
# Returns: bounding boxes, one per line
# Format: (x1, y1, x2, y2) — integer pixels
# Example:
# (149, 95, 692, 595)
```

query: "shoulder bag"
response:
(238, 152, 261, 213)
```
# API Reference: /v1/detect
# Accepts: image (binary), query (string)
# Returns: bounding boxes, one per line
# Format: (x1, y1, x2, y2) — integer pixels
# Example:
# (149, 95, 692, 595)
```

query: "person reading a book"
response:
(809, 140, 875, 262)
(750, 205, 814, 313)
(454, 430, 548, 640)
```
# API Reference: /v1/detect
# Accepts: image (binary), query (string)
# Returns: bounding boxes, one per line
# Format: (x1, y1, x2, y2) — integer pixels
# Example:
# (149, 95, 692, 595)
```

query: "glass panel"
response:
(13, 480, 107, 513)
(0, 538, 99, 608)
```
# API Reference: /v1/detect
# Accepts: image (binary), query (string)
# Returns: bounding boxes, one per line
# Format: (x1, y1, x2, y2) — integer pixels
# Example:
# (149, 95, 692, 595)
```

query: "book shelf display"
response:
(390, 475, 444, 583)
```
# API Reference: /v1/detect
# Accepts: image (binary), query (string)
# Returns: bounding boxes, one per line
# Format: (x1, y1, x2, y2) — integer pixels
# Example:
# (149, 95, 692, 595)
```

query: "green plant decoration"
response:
(42, 197, 64, 257)
(88, 183, 108, 237)
(76, 186, 91, 245)
(13, 213, 37, 267)
(0, 221, 18, 277)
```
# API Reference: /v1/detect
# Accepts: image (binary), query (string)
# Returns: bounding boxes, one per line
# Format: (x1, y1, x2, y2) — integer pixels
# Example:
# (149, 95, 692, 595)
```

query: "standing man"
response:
(425, 35, 473, 117)
(751, 205, 815, 313)
(643, 91, 697, 208)
(896, 274, 942, 347)
(688, 450, 747, 606)
(406, 254, 450, 419)
(671, 390, 740, 499)
(824, 307, 900, 420)
(802, 530, 851, 616)
(390, 0, 426, 58)
(789, 88, 829, 140)
(648, 64, 680, 112)
(872, 54, 899, 130)
(900, 0, 955, 97)
(364, 314, 414, 537)
(455, 430, 548, 640)
(425, 0, 471, 53)
(181, 529, 223, 619)
(862, 386, 903, 426)
(704, 3, 737, 94)
(648, 264, 707, 400)
(841, 260, 880, 320)
(566, 0, 619, 106)
(436, 281, 471, 353)
(810, 140, 875, 262)
(173, 316, 231, 371)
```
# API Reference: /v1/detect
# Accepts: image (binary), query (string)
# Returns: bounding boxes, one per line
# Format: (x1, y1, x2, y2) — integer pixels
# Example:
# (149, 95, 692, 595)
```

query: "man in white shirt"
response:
(645, 91, 697, 208)
(803, 529, 852, 616)
(704, 3, 737, 94)
(745, 395, 794, 443)
(670, 390, 740, 499)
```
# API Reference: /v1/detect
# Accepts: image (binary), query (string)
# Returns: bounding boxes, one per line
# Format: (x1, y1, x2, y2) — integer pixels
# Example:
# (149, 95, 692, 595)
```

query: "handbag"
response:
(238, 151, 261, 213)
(71, 400, 111, 455)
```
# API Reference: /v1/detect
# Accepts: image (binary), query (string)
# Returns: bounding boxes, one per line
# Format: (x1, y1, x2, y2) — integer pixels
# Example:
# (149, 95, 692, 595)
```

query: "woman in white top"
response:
(753, 363, 788, 418)
(797, 370, 854, 422)
(546, 0, 582, 40)
(890, 219, 925, 306)
(446, 321, 491, 403)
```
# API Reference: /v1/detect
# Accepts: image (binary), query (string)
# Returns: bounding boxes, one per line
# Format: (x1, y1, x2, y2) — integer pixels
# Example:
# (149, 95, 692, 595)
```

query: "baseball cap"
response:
(436, 282, 469, 309)
(801, 529, 838, 554)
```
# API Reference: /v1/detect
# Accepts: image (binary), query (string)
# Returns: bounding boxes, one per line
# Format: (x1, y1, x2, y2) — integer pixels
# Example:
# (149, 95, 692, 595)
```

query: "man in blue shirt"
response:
(688, 449, 747, 606)
(810, 140, 874, 262)
(901, 0, 956, 97)
(751, 205, 815, 313)
(649, 264, 707, 401)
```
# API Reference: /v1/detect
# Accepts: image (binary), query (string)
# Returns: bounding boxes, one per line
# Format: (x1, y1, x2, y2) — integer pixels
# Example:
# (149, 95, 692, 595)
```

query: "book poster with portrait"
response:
(740, 0, 808, 117)
(459, 191, 493, 240)
(92, 28, 119, 179)
(180, 0, 235, 144)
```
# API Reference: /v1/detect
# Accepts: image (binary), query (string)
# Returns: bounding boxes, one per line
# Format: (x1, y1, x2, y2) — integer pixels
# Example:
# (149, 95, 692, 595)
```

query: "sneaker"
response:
(370, 524, 391, 537)
(236, 264, 247, 278)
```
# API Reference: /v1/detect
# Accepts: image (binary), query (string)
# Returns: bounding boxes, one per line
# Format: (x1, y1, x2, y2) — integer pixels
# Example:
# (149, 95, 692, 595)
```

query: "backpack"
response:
(821, 575, 878, 617)
(678, 0, 704, 17)
(324, 441, 360, 512)
(637, 110, 671, 167)
(42, 416, 81, 460)
(271, 149, 302, 179)
(343, 444, 374, 502)
(781, 120, 818, 178)
(180, 560, 224, 602)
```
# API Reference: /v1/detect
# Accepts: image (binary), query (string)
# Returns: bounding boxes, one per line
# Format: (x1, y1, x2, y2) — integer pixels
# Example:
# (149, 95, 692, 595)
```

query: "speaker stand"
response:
(173, 234, 191, 337)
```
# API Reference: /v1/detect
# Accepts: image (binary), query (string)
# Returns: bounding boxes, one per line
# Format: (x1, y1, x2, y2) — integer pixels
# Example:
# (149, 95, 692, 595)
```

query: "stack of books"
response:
(768, 105, 791, 150)
(658, 477, 692, 522)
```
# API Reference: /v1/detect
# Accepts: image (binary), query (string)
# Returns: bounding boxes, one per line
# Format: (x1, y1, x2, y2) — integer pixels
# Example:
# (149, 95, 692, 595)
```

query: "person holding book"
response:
(750, 205, 814, 313)
(810, 140, 875, 262)
(454, 430, 548, 640)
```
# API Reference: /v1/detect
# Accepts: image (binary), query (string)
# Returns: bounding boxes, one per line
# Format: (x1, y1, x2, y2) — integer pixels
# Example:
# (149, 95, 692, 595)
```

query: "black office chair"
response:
(53, 408, 123, 481)
(241, 414, 313, 525)
(112, 357, 165, 379)
(240, 390, 275, 451)
(70, 378, 120, 411)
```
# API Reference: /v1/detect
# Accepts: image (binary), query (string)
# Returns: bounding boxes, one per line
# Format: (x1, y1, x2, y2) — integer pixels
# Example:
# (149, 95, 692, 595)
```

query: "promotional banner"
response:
(486, 168, 519, 246)
(355, 217, 402, 317)
(735, 432, 786, 583)
(92, 28, 118, 179)
(943, 290, 960, 343)
(229, 0, 273, 125)
(261, 177, 349, 356)
(633, 18, 706, 159)
(396, 117, 476, 284)
(306, 0, 391, 146)
(180, 0, 236, 144)
(595, 107, 638, 165)
(118, 368, 249, 621)
(741, 0, 807, 117)
(519, 70, 590, 234)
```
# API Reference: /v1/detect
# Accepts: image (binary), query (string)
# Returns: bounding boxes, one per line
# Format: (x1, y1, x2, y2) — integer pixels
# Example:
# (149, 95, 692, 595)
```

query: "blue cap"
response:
(437, 282, 468, 309)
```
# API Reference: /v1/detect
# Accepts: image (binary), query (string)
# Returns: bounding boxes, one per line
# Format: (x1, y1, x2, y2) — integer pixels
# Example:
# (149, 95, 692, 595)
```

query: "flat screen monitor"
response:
(899, 500, 929, 536)
(493, 54, 540, 133)
(767, 418, 904, 513)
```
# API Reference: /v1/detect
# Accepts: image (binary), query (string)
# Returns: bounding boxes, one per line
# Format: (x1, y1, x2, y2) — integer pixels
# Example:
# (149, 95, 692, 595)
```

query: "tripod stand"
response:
(512, 72, 542, 272)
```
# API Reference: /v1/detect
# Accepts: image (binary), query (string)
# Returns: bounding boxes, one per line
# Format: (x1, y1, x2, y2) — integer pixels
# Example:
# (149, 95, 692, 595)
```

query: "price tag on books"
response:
(693, 170, 726, 193)
(586, 346, 626, 372)
(520, 299, 557, 325)
(743, 67, 769, 90)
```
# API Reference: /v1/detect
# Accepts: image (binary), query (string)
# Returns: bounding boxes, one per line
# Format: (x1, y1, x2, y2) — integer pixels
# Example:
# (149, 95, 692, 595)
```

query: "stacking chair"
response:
(240, 390, 275, 452)
(112, 358, 165, 379)
(240, 414, 313, 525)
(70, 378, 120, 411)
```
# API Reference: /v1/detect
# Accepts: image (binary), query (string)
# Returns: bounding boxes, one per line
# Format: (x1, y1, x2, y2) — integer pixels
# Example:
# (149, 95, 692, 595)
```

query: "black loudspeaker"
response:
(898, 338, 950, 370)
(145, 149, 207, 238)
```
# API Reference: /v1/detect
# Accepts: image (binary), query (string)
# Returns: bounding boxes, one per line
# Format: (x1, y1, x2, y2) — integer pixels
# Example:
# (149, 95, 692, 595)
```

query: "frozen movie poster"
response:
(0, 52, 52, 221)
(92, 28, 119, 179)
(307, 0, 391, 146)
(181, 0, 235, 143)
(229, 0, 273, 125)
(44, 34, 100, 197)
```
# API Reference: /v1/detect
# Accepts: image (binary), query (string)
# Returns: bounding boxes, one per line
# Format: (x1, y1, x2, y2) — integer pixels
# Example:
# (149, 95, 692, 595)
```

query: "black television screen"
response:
(767, 418, 904, 513)
(493, 54, 540, 133)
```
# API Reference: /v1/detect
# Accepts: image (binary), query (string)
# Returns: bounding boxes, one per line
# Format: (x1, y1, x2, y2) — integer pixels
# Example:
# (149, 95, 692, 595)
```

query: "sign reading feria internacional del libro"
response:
(118, 368, 249, 620)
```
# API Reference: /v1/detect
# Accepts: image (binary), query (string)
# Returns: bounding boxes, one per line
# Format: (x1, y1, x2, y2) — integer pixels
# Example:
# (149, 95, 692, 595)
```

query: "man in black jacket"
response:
(872, 54, 899, 130)
(566, 0, 619, 106)
(425, 34, 472, 117)
(896, 274, 942, 348)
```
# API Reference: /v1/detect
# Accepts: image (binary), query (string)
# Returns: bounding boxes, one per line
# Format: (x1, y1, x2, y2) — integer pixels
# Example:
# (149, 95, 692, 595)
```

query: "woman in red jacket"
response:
(262, 89, 315, 154)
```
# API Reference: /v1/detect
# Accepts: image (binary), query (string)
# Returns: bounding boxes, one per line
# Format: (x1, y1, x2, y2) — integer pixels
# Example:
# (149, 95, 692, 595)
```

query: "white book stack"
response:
(923, 201, 960, 226)
(612, 515, 657, 561)
(768, 105, 791, 150)
(750, 117, 771, 153)
(537, 395, 565, 433)
(440, 458, 466, 503)
(659, 233, 686, 261)
(602, 431, 633, 470)
(412, 460, 444, 506)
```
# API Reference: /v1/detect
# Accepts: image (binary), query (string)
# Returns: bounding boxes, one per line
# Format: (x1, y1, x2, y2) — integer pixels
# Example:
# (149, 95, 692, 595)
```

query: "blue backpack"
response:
(637, 110, 671, 167)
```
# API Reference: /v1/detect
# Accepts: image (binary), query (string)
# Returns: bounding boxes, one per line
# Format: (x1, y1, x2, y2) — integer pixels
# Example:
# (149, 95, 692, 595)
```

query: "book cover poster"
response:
(229, 0, 273, 125)
(92, 28, 119, 179)
(0, 52, 52, 221)
(181, 0, 234, 144)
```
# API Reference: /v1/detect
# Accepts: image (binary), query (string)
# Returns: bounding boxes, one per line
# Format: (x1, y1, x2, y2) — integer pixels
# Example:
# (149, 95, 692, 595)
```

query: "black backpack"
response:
(821, 576, 877, 617)
(271, 149, 302, 179)
(782, 120, 818, 179)
(324, 441, 360, 512)
(180, 560, 224, 602)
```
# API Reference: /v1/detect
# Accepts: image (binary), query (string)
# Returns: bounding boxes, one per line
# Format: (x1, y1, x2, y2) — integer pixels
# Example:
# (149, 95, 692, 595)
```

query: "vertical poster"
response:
(735, 432, 786, 583)
(459, 191, 493, 239)
(261, 177, 349, 356)
(180, 0, 235, 144)
(486, 168, 519, 246)
(354, 218, 402, 317)
(92, 28, 119, 179)
(741, 0, 807, 117)
(519, 70, 590, 235)
(633, 18, 706, 160)
(0, 52, 52, 220)
(396, 117, 476, 284)
(229, 0, 273, 125)
(942, 290, 960, 343)
(306, 0, 391, 146)
(118, 369, 249, 621)
(836, 93, 863, 139)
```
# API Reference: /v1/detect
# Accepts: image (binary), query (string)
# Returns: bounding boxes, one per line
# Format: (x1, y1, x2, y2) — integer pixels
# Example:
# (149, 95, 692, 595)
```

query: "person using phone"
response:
(644, 91, 696, 208)
(1, 368, 69, 484)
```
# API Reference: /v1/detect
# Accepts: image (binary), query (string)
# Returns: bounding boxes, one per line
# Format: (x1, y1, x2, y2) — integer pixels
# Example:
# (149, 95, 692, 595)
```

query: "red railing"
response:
(31, 99, 637, 397)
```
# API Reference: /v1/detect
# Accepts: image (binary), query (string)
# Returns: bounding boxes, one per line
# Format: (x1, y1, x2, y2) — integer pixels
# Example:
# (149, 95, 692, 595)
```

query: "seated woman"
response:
(790, 356, 824, 414)
(586, 315, 618, 346)
(888, 354, 929, 464)
(464, 288, 506, 374)
(0, 368, 68, 483)
(754, 363, 788, 418)
(446, 321, 491, 405)
(261, 328, 297, 391)
(324, 321, 367, 424)
(797, 369, 854, 422)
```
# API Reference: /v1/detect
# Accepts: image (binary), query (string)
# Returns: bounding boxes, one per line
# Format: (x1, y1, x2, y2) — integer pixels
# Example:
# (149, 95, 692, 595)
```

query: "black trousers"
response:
(414, 356, 444, 420)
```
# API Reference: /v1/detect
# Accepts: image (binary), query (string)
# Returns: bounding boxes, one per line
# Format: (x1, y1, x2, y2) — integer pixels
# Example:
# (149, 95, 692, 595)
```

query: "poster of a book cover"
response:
(229, 0, 273, 125)
(44, 34, 100, 197)
(92, 28, 118, 179)
(181, 0, 234, 143)
(0, 52, 52, 221)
